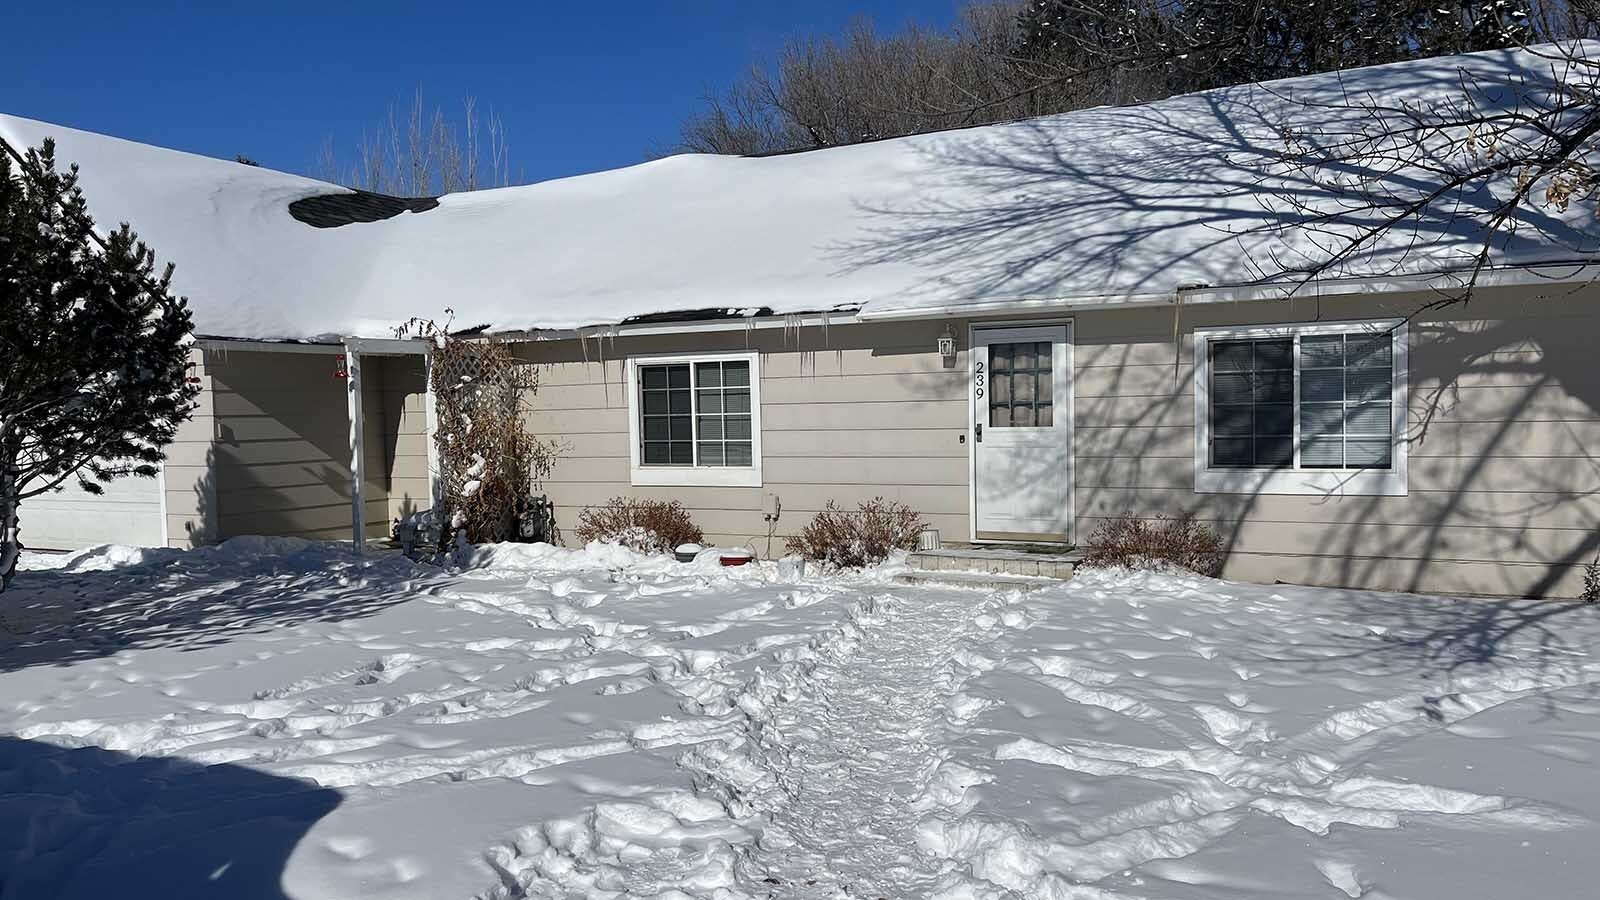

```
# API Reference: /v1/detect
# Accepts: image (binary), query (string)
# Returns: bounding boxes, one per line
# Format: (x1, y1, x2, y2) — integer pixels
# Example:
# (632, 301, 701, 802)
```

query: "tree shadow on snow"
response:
(0, 735, 340, 899)
(0, 548, 423, 672)
(1253, 585, 1600, 680)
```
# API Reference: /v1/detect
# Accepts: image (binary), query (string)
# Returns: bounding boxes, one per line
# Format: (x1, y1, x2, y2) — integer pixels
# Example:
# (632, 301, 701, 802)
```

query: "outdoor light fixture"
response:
(937, 324, 957, 362)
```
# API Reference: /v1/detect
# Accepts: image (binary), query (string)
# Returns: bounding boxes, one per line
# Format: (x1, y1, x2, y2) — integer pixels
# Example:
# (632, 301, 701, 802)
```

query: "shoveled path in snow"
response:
(739, 586, 1009, 898)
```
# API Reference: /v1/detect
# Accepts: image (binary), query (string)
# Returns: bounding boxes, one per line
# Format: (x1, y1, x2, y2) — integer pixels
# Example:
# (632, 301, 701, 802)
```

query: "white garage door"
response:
(21, 471, 165, 550)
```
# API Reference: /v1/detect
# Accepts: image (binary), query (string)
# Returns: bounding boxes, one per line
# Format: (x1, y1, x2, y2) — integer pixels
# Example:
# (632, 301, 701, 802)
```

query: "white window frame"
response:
(1193, 319, 1408, 496)
(626, 350, 763, 488)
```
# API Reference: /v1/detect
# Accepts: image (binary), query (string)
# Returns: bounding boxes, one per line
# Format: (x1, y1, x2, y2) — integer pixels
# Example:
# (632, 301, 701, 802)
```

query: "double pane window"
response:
(1208, 330, 1396, 471)
(638, 360, 753, 467)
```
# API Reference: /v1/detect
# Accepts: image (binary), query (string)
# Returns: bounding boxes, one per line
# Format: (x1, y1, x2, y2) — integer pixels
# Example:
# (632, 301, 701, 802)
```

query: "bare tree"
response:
(316, 89, 519, 196)
(1256, 40, 1600, 313)
(671, 1, 1580, 158)
(673, 3, 1098, 155)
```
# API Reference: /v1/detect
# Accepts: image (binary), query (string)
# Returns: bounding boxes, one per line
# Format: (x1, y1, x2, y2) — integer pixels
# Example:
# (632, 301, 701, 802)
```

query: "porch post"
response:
(345, 341, 366, 554)
(422, 348, 441, 508)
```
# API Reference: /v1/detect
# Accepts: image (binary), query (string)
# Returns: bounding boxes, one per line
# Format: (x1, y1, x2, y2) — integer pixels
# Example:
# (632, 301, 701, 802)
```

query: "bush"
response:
(785, 497, 926, 568)
(1583, 559, 1599, 604)
(1081, 513, 1224, 577)
(575, 497, 704, 554)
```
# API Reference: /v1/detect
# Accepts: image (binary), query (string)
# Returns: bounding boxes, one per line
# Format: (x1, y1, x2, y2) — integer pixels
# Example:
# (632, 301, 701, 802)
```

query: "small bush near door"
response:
(786, 498, 926, 568)
(1081, 513, 1225, 578)
(575, 497, 704, 554)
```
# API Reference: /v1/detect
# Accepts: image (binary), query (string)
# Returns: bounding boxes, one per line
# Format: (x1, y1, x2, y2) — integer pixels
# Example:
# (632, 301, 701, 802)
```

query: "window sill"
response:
(1195, 467, 1407, 497)
(630, 465, 762, 488)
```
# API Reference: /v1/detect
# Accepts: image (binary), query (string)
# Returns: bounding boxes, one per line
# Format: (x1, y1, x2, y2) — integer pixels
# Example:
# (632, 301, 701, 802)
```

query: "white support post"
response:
(422, 348, 441, 509)
(345, 343, 366, 555)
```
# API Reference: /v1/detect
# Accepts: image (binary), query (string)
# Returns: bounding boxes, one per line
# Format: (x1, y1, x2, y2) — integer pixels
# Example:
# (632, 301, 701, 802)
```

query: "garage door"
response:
(20, 471, 165, 550)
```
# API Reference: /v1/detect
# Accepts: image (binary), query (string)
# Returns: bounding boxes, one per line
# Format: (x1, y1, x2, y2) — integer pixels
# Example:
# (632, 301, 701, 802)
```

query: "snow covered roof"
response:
(3, 46, 1597, 341)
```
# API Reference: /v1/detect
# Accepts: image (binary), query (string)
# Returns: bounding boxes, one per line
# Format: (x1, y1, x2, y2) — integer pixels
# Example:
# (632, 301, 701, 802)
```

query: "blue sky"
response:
(2, 1, 963, 185)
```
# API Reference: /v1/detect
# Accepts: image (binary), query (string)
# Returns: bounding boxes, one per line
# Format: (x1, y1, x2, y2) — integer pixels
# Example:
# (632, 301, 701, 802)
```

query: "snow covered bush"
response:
(395, 312, 559, 550)
(1583, 558, 1599, 604)
(575, 497, 703, 554)
(785, 497, 925, 568)
(0, 137, 198, 591)
(1081, 513, 1224, 577)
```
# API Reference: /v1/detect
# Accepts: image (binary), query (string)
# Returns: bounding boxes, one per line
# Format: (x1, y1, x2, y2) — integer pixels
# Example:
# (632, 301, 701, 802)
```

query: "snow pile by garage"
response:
(3, 45, 1596, 342)
(2, 542, 1597, 899)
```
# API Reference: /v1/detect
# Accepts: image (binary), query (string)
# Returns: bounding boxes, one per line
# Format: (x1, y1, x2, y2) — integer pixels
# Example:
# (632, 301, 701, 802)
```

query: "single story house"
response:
(3, 46, 1598, 597)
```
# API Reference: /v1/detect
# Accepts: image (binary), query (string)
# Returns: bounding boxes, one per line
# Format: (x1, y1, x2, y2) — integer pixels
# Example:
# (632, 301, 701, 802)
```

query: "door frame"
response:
(966, 317, 1075, 545)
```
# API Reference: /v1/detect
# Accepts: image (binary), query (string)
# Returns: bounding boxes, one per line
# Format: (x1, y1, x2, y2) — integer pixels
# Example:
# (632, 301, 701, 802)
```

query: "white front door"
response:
(972, 324, 1073, 542)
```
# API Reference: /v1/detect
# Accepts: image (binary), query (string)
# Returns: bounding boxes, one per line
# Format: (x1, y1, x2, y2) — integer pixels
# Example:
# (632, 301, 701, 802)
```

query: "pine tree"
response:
(0, 137, 198, 590)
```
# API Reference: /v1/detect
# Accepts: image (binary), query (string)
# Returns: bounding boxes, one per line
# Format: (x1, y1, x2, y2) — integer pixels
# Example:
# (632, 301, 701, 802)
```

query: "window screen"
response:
(989, 341, 1054, 427)
(1299, 333, 1393, 469)
(638, 359, 754, 468)
(695, 360, 753, 466)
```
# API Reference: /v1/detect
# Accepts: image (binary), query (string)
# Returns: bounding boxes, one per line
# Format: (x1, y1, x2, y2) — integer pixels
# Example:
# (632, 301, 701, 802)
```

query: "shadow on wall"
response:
(1308, 316, 1600, 596)
(0, 549, 418, 672)
(0, 735, 340, 899)
(203, 350, 392, 542)
(183, 444, 218, 548)
(1062, 306, 1600, 598)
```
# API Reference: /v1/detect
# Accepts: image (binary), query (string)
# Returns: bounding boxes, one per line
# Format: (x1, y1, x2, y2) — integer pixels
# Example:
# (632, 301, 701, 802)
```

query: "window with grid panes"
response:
(637, 359, 753, 467)
(1207, 330, 1395, 471)
(989, 341, 1054, 427)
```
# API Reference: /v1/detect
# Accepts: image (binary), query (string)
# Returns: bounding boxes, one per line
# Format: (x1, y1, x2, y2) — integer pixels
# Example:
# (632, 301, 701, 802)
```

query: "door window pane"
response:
(988, 340, 1054, 428)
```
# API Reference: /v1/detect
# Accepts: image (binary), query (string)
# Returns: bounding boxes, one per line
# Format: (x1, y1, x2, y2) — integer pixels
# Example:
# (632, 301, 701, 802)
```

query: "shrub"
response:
(1081, 513, 1224, 577)
(575, 497, 704, 554)
(1583, 559, 1599, 604)
(785, 497, 926, 568)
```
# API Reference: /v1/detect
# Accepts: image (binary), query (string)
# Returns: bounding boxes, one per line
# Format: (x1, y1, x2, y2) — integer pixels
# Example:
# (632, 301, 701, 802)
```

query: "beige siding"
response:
(376, 355, 433, 523)
(523, 321, 970, 550)
(522, 282, 1600, 598)
(163, 348, 217, 547)
(202, 348, 388, 541)
(1070, 285, 1600, 598)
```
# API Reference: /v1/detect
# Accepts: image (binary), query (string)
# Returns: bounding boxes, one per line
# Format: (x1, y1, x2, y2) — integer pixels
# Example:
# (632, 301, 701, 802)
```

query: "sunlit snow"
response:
(2, 540, 1596, 898)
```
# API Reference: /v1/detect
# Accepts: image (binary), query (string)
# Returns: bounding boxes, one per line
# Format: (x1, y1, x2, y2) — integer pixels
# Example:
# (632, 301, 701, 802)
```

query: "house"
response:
(3, 46, 1598, 597)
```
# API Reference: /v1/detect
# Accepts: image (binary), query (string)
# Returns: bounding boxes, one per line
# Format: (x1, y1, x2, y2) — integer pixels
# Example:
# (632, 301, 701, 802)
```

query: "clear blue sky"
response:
(2, 1, 963, 185)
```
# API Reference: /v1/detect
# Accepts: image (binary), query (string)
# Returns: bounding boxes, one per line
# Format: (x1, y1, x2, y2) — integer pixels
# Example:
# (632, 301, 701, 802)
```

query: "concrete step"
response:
(892, 569, 1061, 592)
(908, 546, 1083, 579)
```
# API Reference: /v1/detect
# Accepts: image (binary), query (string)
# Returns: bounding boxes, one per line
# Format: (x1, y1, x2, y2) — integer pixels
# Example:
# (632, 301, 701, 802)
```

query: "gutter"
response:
(853, 261, 1600, 322)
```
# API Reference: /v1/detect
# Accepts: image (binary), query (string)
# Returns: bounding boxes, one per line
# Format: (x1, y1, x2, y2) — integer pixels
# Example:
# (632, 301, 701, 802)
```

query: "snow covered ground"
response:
(2, 540, 1597, 899)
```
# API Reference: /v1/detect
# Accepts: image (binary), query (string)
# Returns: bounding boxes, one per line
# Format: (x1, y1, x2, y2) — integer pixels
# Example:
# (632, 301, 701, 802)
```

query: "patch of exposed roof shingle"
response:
(288, 191, 439, 228)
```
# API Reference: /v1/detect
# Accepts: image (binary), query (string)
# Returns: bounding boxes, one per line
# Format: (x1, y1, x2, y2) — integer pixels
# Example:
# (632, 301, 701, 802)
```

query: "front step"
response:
(907, 546, 1082, 579)
(895, 545, 1082, 590)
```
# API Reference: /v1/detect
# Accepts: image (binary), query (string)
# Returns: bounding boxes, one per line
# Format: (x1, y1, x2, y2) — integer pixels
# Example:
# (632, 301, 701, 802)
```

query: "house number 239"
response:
(973, 360, 985, 399)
